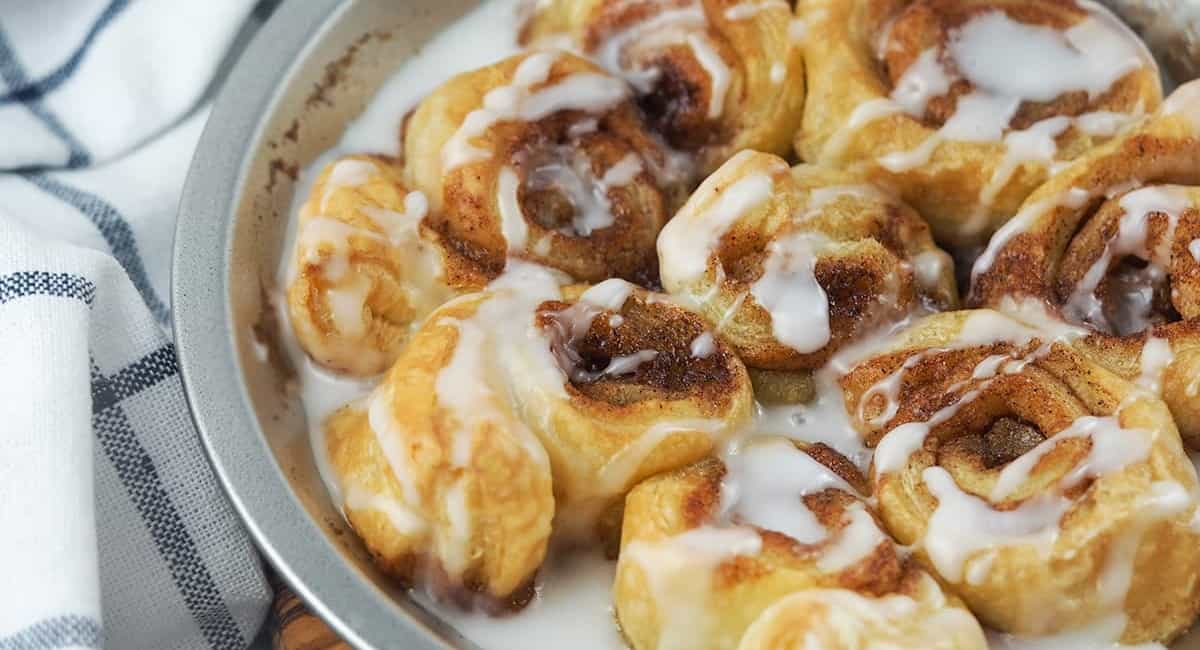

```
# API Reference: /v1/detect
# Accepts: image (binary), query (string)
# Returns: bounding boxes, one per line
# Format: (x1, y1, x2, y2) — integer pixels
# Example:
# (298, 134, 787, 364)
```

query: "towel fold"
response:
(0, 2, 274, 648)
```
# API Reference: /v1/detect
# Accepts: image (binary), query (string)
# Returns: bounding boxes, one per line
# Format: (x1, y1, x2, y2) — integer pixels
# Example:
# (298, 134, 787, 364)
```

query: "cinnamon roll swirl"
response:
(841, 308, 1200, 644)
(613, 437, 986, 650)
(797, 0, 1162, 249)
(286, 155, 467, 376)
(404, 51, 677, 285)
(657, 150, 957, 387)
(529, 279, 755, 537)
(971, 80, 1200, 448)
(521, 0, 805, 179)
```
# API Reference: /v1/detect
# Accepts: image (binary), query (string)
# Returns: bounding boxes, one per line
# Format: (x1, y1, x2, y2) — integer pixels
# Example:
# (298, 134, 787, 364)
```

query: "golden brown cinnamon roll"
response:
(527, 279, 755, 537)
(797, 0, 1162, 249)
(657, 150, 957, 382)
(286, 155, 470, 376)
(970, 80, 1200, 447)
(326, 266, 754, 602)
(841, 308, 1200, 644)
(404, 51, 678, 285)
(324, 290, 556, 610)
(614, 437, 986, 650)
(520, 0, 805, 178)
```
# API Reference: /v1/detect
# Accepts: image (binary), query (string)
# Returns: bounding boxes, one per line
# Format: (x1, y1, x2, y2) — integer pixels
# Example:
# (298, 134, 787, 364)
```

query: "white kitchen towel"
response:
(0, 2, 274, 649)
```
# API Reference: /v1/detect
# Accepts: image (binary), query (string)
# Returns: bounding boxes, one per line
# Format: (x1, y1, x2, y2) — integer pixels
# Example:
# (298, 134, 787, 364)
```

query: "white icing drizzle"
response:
(750, 232, 832, 354)
(1075, 110, 1138, 137)
(804, 183, 889, 215)
(508, 147, 645, 246)
(441, 51, 628, 171)
(600, 153, 643, 187)
(857, 349, 937, 428)
(297, 217, 383, 281)
(302, 184, 430, 294)
(580, 277, 635, 310)
(420, 547, 624, 650)
(567, 118, 598, 138)
(1162, 78, 1200, 131)
(865, 298, 1199, 646)
(624, 436, 894, 649)
(883, 6, 1149, 173)
(986, 480, 1192, 649)
(396, 283, 556, 568)
(723, 0, 788, 21)
(657, 152, 781, 287)
(623, 527, 762, 650)
(320, 158, 377, 212)
(294, 168, 446, 374)
(686, 34, 731, 119)
(920, 414, 1152, 585)
(1135, 337, 1175, 395)
(873, 304, 1089, 475)
(949, 10, 1146, 103)
(910, 250, 950, 294)
(720, 438, 857, 544)
(595, 417, 729, 500)
(599, 349, 660, 377)
(364, 262, 569, 572)
(593, 4, 707, 93)
(971, 116, 1074, 231)
(889, 48, 954, 117)
(524, 147, 625, 237)
(822, 99, 904, 160)
(747, 585, 984, 649)
(1190, 238, 1200, 263)
(1064, 185, 1191, 335)
(787, 17, 807, 43)
(497, 166, 529, 250)
(542, 279, 637, 383)
(989, 622, 1165, 650)
(367, 383, 426, 524)
(827, 2, 1153, 222)
(756, 310, 943, 470)
(769, 61, 785, 85)
(689, 331, 716, 358)
(324, 275, 372, 338)
(816, 503, 889, 573)
(360, 196, 429, 245)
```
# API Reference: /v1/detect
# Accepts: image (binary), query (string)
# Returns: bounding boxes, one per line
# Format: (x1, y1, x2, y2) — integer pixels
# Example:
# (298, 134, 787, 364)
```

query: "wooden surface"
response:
(268, 574, 350, 650)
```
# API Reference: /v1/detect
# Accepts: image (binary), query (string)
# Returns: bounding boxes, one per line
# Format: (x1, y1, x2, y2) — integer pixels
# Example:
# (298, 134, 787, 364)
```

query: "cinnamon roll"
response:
(404, 51, 678, 285)
(529, 279, 755, 537)
(656, 150, 957, 387)
(971, 79, 1200, 448)
(841, 308, 1200, 644)
(797, 0, 1162, 249)
(613, 437, 986, 650)
(520, 0, 805, 179)
(286, 155, 468, 376)
(326, 264, 754, 602)
(324, 289, 556, 610)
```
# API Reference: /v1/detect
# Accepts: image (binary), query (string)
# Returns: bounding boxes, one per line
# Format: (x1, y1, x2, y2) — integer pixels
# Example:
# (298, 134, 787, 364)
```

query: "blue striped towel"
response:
(0, 2, 273, 648)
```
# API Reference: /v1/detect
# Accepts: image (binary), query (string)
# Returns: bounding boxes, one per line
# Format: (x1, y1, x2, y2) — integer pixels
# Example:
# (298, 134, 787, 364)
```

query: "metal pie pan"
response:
(171, 1, 1200, 648)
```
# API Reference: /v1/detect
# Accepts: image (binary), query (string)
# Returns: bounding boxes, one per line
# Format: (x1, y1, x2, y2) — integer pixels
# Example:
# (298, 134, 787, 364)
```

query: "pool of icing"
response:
(273, 1, 1200, 648)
